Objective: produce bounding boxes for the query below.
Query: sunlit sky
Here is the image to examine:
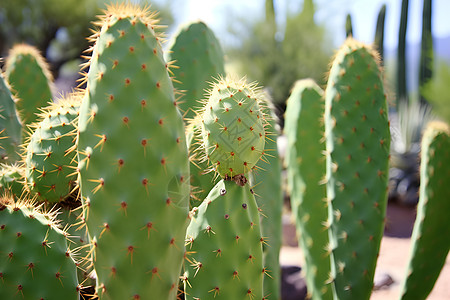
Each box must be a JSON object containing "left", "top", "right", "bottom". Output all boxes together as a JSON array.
[{"left": 151, "top": 0, "right": 450, "bottom": 50}]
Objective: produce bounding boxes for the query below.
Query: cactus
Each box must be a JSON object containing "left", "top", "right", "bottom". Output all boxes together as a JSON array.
[
  {"left": 0, "top": 163, "right": 25, "bottom": 199},
  {"left": 374, "top": 4, "right": 386, "bottom": 65},
  {"left": 0, "top": 197, "right": 80, "bottom": 299},
  {"left": 345, "top": 14, "right": 353, "bottom": 38},
  {"left": 168, "top": 21, "right": 226, "bottom": 121},
  {"left": 397, "top": 0, "right": 409, "bottom": 105},
  {"left": 186, "top": 115, "right": 218, "bottom": 208},
  {"left": 4, "top": 44, "right": 53, "bottom": 133},
  {"left": 199, "top": 76, "right": 267, "bottom": 179},
  {"left": 251, "top": 97, "right": 283, "bottom": 300},
  {"left": 0, "top": 73, "right": 22, "bottom": 163},
  {"left": 324, "top": 38, "right": 390, "bottom": 300},
  {"left": 24, "top": 94, "right": 80, "bottom": 203},
  {"left": 184, "top": 179, "right": 265, "bottom": 300},
  {"left": 284, "top": 79, "right": 333, "bottom": 300},
  {"left": 399, "top": 121, "right": 450, "bottom": 300},
  {"left": 77, "top": 3, "right": 190, "bottom": 299},
  {"left": 419, "top": 0, "right": 433, "bottom": 104}
]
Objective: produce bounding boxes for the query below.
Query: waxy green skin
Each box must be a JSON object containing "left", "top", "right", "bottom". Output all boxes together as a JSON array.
[
  {"left": 168, "top": 21, "right": 226, "bottom": 121},
  {"left": 5, "top": 46, "right": 53, "bottom": 131},
  {"left": 399, "top": 122, "right": 450, "bottom": 300},
  {"left": 0, "top": 202, "right": 79, "bottom": 300},
  {"left": 284, "top": 79, "right": 333, "bottom": 300},
  {"left": 201, "top": 83, "right": 265, "bottom": 178},
  {"left": 25, "top": 100, "right": 79, "bottom": 203},
  {"left": 324, "top": 38, "right": 390, "bottom": 300},
  {"left": 0, "top": 73, "right": 22, "bottom": 163},
  {"left": 184, "top": 179, "right": 264, "bottom": 300},
  {"left": 252, "top": 103, "right": 283, "bottom": 300},
  {"left": 77, "top": 13, "right": 189, "bottom": 300}
]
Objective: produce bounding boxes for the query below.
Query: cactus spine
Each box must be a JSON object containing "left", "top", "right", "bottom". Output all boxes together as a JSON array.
[
  {"left": 324, "top": 38, "right": 390, "bottom": 300},
  {"left": 0, "top": 198, "right": 80, "bottom": 299},
  {"left": 0, "top": 73, "right": 22, "bottom": 163},
  {"left": 4, "top": 44, "right": 53, "bottom": 134},
  {"left": 284, "top": 79, "right": 332, "bottom": 300},
  {"left": 399, "top": 121, "right": 450, "bottom": 300},
  {"left": 0, "top": 163, "right": 25, "bottom": 199},
  {"left": 77, "top": 4, "right": 189, "bottom": 299}
]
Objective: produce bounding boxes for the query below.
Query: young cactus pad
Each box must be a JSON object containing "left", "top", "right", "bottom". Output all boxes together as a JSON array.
[
  {"left": 284, "top": 79, "right": 332, "bottom": 300},
  {"left": 77, "top": 4, "right": 190, "bottom": 299},
  {"left": 0, "top": 198, "right": 79, "bottom": 300},
  {"left": 200, "top": 77, "right": 267, "bottom": 179},
  {"left": 24, "top": 94, "right": 80, "bottom": 203},
  {"left": 184, "top": 179, "right": 264, "bottom": 300},
  {"left": 0, "top": 73, "right": 22, "bottom": 163},
  {"left": 324, "top": 38, "right": 390, "bottom": 300},
  {"left": 168, "top": 21, "right": 226, "bottom": 121},
  {"left": 4, "top": 44, "right": 53, "bottom": 130},
  {"left": 399, "top": 121, "right": 450, "bottom": 300}
]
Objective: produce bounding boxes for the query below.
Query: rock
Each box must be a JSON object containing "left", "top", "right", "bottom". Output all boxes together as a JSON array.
[
  {"left": 373, "top": 271, "right": 394, "bottom": 290},
  {"left": 281, "top": 265, "right": 307, "bottom": 300}
]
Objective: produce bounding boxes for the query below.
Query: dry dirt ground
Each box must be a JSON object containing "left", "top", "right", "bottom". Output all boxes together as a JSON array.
[{"left": 281, "top": 202, "right": 450, "bottom": 299}]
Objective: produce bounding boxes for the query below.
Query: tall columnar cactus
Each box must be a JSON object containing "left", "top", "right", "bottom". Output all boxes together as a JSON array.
[
  {"left": 77, "top": 4, "right": 190, "bottom": 299},
  {"left": 24, "top": 94, "right": 80, "bottom": 203},
  {"left": 0, "top": 73, "right": 22, "bottom": 163},
  {"left": 324, "top": 38, "right": 390, "bottom": 300},
  {"left": 374, "top": 4, "right": 386, "bottom": 65},
  {"left": 4, "top": 44, "right": 53, "bottom": 132},
  {"left": 0, "top": 197, "right": 80, "bottom": 299},
  {"left": 419, "top": 0, "right": 433, "bottom": 104},
  {"left": 345, "top": 14, "right": 353, "bottom": 38},
  {"left": 284, "top": 79, "right": 332, "bottom": 300},
  {"left": 399, "top": 121, "right": 450, "bottom": 300},
  {"left": 251, "top": 97, "right": 283, "bottom": 300},
  {"left": 184, "top": 179, "right": 265, "bottom": 300},
  {"left": 0, "top": 163, "right": 25, "bottom": 199},
  {"left": 184, "top": 77, "right": 267, "bottom": 299},
  {"left": 397, "top": 0, "right": 409, "bottom": 105},
  {"left": 168, "top": 21, "right": 226, "bottom": 121}
]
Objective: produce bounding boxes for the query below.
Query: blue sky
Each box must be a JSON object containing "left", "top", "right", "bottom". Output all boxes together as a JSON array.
[{"left": 152, "top": 0, "right": 450, "bottom": 50}]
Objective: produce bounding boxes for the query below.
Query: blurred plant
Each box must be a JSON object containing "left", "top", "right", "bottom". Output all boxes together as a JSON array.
[
  {"left": 419, "top": 0, "right": 433, "bottom": 105},
  {"left": 226, "top": 0, "right": 331, "bottom": 116},
  {"left": 345, "top": 13, "right": 353, "bottom": 37},
  {"left": 422, "top": 62, "right": 450, "bottom": 125}
]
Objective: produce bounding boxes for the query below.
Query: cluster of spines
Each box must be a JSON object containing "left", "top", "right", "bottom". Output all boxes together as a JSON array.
[
  {"left": 23, "top": 94, "right": 80, "bottom": 203},
  {"left": 324, "top": 38, "right": 390, "bottom": 300},
  {"left": 0, "top": 163, "right": 25, "bottom": 199}
]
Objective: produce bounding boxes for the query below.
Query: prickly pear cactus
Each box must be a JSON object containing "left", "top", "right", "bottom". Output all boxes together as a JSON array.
[
  {"left": 77, "top": 4, "right": 190, "bottom": 299},
  {"left": 0, "top": 163, "right": 25, "bottom": 199},
  {"left": 184, "top": 179, "right": 264, "bottom": 300},
  {"left": 4, "top": 44, "right": 53, "bottom": 130},
  {"left": 0, "top": 197, "right": 80, "bottom": 299},
  {"left": 251, "top": 97, "right": 283, "bottom": 300},
  {"left": 168, "top": 21, "right": 226, "bottom": 121},
  {"left": 324, "top": 38, "right": 390, "bottom": 300},
  {"left": 0, "top": 73, "right": 22, "bottom": 163},
  {"left": 187, "top": 116, "right": 218, "bottom": 207},
  {"left": 24, "top": 94, "right": 80, "bottom": 203},
  {"left": 399, "top": 121, "right": 450, "bottom": 300},
  {"left": 284, "top": 79, "right": 333, "bottom": 300},
  {"left": 200, "top": 77, "right": 267, "bottom": 178}
]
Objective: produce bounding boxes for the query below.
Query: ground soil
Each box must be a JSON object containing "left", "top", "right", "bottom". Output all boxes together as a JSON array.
[{"left": 281, "top": 202, "right": 450, "bottom": 300}]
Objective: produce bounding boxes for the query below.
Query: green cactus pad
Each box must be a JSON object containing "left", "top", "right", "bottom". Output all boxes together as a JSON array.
[
  {"left": 324, "top": 38, "right": 390, "bottom": 300},
  {"left": 284, "top": 79, "right": 333, "bottom": 300},
  {"left": 168, "top": 21, "right": 226, "bottom": 121},
  {"left": 200, "top": 77, "right": 267, "bottom": 179},
  {"left": 5, "top": 44, "right": 53, "bottom": 130},
  {"left": 251, "top": 98, "right": 283, "bottom": 300},
  {"left": 24, "top": 94, "right": 80, "bottom": 202},
  {"left": 399, "top": 121, "right": 450, "bottom": 300},
  {"left": 0, "top": 198, "right": 80, "bottom": 299},
  {"left": 0, "top": 163, "right": 25, "bottom": 199},
  {"left": 0, "top": 73, "right": 22, "bottom": 163},
  {"left": 184, "top": 179, "right": 264, "bottom": 300},
  {"left": 77, "top": 4, "right": 190, "bottom": 299}
]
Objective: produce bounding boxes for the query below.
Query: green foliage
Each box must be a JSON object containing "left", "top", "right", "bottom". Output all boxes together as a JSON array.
[
  {"left": 227, "top": 0, "right": 331, "bottom": 105},
  {"left": 422, "top": 62, "right": 450, "bottom": 125},
  {"left": 345, "top": 14, "right": 353, "bottom": 38}
]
